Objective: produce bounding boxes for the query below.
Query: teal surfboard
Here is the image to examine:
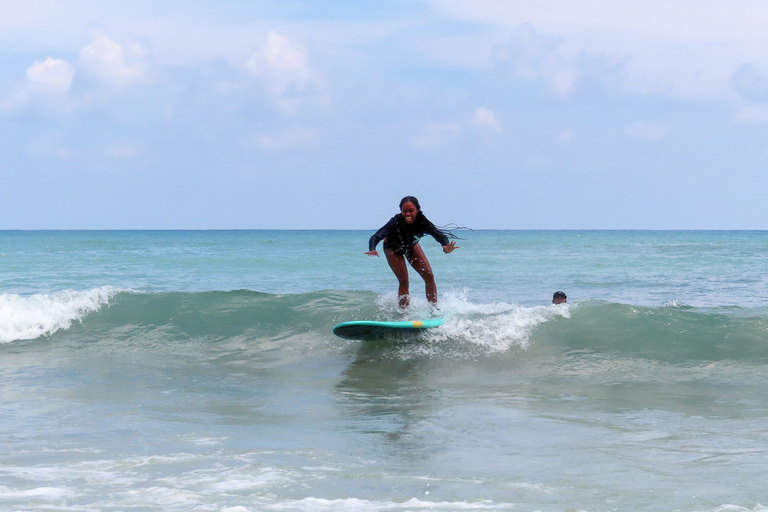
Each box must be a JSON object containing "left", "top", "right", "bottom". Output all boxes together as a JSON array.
[{"left": 332, "top": 318, "right": 445, "bottom": 341}]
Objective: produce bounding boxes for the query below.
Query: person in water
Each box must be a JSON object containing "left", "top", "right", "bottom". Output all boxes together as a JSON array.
[
  {"left": 366, "top": 196, "right": 459, "bottom": 309},
  {"left": 552, "top": 291, "right": 567, "bottom": 304}
]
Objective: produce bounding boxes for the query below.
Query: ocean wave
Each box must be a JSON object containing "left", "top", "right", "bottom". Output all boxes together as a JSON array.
[
  {"left": 4, "top": 289, "right": 768, "bottom": 363},
  {"left": 0, "top": 288, "right": 382, "bottom": 345},
  {"left": 532, "top": 300, "right": 768, "bottom": 363},
  {"left": 0, "top": 286, "right": 121, "bottom": 343}
]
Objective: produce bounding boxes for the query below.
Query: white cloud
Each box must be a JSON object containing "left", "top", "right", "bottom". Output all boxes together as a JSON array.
[
  {"left": 26, "top": 57, "right": 74, "bottom": 93},
  {"left": 625, "top": 120, "right": 669, "bottom": 141},
  {"left": 430, "top": 0, "right": 768, "bottom": 53},
  {"left": 3, "top": 33, "right": 151, "bottom": 115},
  {"left": 471, "top": 107, "right": 501, "bottom": 131},
  {"left": 434, "top": 0, "right": 768, "bottom": 102},
  {"left": 1, "top": 57, "right": 73, "bottom": 113},
  {"left": 79, "top": 33, "right": 148, "bottom": 87},
  {"left": 491, "top": 24, "right": 586, "bottom": 98},
  {"left": 245, "top": 30, "right": 323, "bottom": 106}
]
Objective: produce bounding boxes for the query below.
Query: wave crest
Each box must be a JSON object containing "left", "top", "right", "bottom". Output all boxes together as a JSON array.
[{"left": 0, "top": 286, "right": 120, "bottom": 343}]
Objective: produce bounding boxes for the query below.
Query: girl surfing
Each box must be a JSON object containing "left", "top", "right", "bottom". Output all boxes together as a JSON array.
[{"left": 366, "top": 196, "right": 459, "bottom": 309}]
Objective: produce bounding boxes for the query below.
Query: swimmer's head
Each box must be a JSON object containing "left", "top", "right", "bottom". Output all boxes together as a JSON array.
[{"left": 552, "top": 291, "right": 567, "bottom": 304}]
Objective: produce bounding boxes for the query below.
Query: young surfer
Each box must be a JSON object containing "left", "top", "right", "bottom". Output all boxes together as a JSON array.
[{"left": 365, "top": 196, "right": 459, "bottom": 309}]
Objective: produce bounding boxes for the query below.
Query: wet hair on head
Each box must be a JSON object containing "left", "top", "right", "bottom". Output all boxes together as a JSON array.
[
  {"left": 399, "top": 196, "right": 421, "bottom": 211},
  {"left": 396, "top": 195, "right": 469, "bottom": 241}
]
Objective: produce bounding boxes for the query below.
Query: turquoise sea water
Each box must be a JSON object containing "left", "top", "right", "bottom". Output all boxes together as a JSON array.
[{"left": 2, "top": 230, "right": 768, "bottom": 511}]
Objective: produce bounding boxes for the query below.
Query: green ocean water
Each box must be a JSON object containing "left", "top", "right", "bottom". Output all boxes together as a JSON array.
[{"left": 2, "top": 230, "right": 768, "bottom": 511}]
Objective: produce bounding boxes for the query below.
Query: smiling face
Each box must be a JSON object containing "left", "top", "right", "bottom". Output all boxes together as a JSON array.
[{"left": 400, "top": 201, "right": 419, "bottom": 224}]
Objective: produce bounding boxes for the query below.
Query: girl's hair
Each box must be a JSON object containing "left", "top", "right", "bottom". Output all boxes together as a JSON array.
[
  {"left": 398, "top": 195, "right": 469, "bottom": 240},
  {"left": 399, "top": 196, "right": 421, "bottom": 211}
]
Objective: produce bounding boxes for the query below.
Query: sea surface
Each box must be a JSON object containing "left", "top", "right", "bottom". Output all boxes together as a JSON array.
[{"left": 1, "top": 230, "right": 768, "bottom": 511}]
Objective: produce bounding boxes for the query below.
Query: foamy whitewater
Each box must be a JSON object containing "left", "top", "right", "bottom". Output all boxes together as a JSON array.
[{"left": 2, "top": 230, "right": 768, "bottom": 511}]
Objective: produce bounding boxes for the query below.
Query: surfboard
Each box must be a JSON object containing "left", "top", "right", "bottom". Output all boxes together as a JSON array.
[{"left": 332, "top": 318, "right": 445, "bottom": 341}]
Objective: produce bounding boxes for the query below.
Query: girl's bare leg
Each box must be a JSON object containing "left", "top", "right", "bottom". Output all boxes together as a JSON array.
[
  {"left": 407, "top": 244, "right": 437, "bottom": 305},
  {"left": 384, "top": 248, "right": 410, "bottom": 308}
]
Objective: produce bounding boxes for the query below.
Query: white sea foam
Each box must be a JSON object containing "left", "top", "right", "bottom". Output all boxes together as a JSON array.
[
  {"left": 427, "top": 290, "right": 570, "bottom": 353},
  {"left": 264, "top": 497, "right": 516, "bottom": 510},
  {"left": 373, "top": 289, "right": 570, "bottom": 356},
  {"left": 0, "top": 286, "right": 120, "bottom": 343},
  {"left": 0, "top": 486, "right": 77, "bottom": 500},
  {"left": 714, "top": 506, "right": 768, "bottom": 512}
]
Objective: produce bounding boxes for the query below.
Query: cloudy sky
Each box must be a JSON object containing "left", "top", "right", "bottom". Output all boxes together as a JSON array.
[{"left": 2, "top": 0, "right": 767, "bottom": 229}]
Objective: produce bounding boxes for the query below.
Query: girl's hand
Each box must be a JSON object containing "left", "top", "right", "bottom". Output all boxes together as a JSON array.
[
  {"left": 365, "top": 250, "right": 380, "bottom": 257},
  {"left": 443, "top": 241, "right": 459, "bottom": 254}
]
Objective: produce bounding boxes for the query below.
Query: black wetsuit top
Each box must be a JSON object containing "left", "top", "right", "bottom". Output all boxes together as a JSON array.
[{"left": 368, "top": 213, "right": 450, "bottom": 255}]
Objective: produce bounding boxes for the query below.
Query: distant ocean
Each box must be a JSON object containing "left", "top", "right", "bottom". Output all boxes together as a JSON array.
[{"left": 2, "top": 230, "right": 768, "bottom": 511}]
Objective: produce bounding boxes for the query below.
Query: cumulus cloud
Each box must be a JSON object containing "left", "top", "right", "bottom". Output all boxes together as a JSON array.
[
  {"left": 492, "top": 24, "right": 584, "bottom": 98},
  {"left": 434, "top": 1, "right": 768, "bottom": 102},
  {"left": 1, "top": 57, "right": 74, "bottom": 113},
  {"left": 3, "top": 33, "right": 151, "bottom": 114},
  {"left": 245, "top": 30, "right": 323, "bottom": 111},
  {"left": 493, "top": 25, "right": 562, "bottom": 76},
  {"left": 471, "top": 107, "right": 501, "bottom": 131},
  {"left": 79, "top": 33, "right": 149, "bottom": 87},
  {"left": 26, "top": 57, "right": 74, "bottom": 93}
]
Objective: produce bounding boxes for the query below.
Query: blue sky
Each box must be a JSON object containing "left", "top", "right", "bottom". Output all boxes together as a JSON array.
[{"left": 2, "top": 0, "right": 768, "bottom": 229}]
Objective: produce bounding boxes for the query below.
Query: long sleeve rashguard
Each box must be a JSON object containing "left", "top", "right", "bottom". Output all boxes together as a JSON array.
[{"left": 368, "top": 213, "right": 450, "bottom": 254}]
